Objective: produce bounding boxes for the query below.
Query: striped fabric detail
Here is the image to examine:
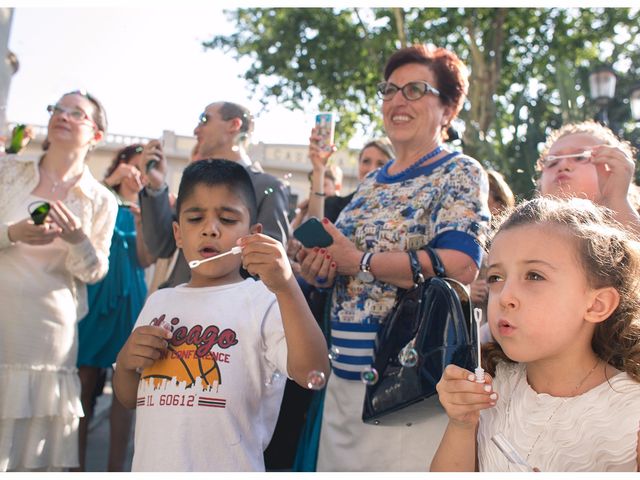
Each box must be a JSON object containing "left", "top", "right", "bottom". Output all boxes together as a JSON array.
[
  {"left": 330, "top": 321, "right": 379, "bottom": 380},
  {"left": 198, "top": 396, "right": 226, "bottom": 408}
]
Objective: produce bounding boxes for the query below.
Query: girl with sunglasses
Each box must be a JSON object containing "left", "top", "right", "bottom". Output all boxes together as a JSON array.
[{"left": 0, "top": 91, "right": 117, "bottom": 471}]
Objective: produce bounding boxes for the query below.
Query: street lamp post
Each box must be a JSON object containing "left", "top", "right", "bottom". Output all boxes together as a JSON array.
[{"left": 589, "top": 66, "right": 617, "bottom": 126}]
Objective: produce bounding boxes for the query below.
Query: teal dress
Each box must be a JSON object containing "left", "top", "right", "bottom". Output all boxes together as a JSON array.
[{"left": 77, "top": 205, "right": 147, "bottom": 368}]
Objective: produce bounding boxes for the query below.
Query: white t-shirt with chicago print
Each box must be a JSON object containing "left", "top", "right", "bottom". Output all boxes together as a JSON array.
[{"left": 130, "top": 278, "right": 288, "bottom": 471}]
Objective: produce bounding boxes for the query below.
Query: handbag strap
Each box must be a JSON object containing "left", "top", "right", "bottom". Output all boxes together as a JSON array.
[
  {"left": 407, "top": 250, "right": 425, "bottom": 287},
  {"left": 423, "top": 246, "right": 446, "bottom": 278}
]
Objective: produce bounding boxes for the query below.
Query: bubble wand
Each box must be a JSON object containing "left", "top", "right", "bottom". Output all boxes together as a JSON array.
[
  {"left": 473, "top": 308, "right": 485, "bottom": 383},
  {"left": 491, "top": 433, "right": 536, "bottom": 472},
  {"left": 188, "top": 246, "right": 242, "bottom": 269}
]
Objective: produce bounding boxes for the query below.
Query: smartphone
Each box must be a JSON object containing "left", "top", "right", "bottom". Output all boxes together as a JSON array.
[
  {"left": 6, "top": 124, "right": 26, "bottom": 154},
  {"left": 145, "top": 138, "right": 163, "bottom": 173},
  {"left": 293, "top": 217, "right": 333, "bottom": 248},
  {"left": 28, "top": 201, "right": 51, "bottom": 225},
  {"left": 145, "top": 159, "right": 159, "bottom": 173},
  {"left": 315, "top": 112, "right": 335, "bottom": 152}
]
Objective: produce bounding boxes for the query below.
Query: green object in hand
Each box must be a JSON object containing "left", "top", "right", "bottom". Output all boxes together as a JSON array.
[
  {"left": 6, "top": 124, "right": 26, "bottom": 154},
  {"left": 28, "top": 201, "right": 50, "bottom": 225}
]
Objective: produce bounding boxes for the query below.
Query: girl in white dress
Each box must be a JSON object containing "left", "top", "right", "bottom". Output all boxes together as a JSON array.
[
  {"left": 0, "top": 91, "right": 117, "bottom": 471},
  {"left": 431, "top": 197, "right": 640, "bottom": 472}
]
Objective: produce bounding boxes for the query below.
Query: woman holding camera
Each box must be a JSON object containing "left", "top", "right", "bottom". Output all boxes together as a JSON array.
[
  {"left": 297, "top": 45, "right": 489, "bottom": 471},
  {"left": 0, "top": 91, "right": 117, "bottom": 471}
]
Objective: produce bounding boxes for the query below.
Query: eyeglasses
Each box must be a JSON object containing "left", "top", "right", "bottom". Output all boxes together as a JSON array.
[
  {"left": 377, "top": 81, "right": 441, "bottom": 102},
  {"left": 198, "top": 112, "right": 209, "bottom": 125},
  {"left": 47, "top": 104, "right": 96, "bottom": 127},
  {"left": 539, "top": 151, "right": 592, "bottom": 169}
]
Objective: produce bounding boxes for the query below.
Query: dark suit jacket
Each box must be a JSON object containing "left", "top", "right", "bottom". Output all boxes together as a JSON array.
[{"left": 140, "top": 162, "right": 290, "bottom": 288}]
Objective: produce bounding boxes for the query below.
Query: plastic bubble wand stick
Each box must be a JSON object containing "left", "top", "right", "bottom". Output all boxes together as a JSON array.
[
  {"left": 491, "top": 433, "right": 536, "bottom": 472},
  {"left": 473, "top": 308, "right": 485, "bottom": 383},
  {"left": 188, "top": 246, "right": 242, "bottom": 269}
]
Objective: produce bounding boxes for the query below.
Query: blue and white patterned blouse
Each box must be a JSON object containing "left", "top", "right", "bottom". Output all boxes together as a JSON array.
[{"left": 329, "top": 152, "right": 490, "bottom": 380}]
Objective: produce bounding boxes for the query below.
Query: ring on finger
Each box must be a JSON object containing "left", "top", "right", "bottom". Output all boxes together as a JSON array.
[{"left": 315, "top": 276, "right": 328, "bottom": 284}]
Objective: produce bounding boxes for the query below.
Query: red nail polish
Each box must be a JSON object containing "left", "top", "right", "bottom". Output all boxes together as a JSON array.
[
  {"left": 322, "top": 218, "right": 329, "bottom": 224},
  {"left": 313, "top": 247, "right": 319, "bottom": 253},
  {"left": 326, "top": 254, "right": 331, "bottom": 260},
  {"left": 331, "top": 262, "right": 336, "bottom": 268},
  {"left": 319, "top": 248, "right": 326, "bottom": 254}
]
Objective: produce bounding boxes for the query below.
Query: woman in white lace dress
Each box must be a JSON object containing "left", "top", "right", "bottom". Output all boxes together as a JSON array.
[{"left": 0, "top": 91, "right": 117, "bottom": 471}]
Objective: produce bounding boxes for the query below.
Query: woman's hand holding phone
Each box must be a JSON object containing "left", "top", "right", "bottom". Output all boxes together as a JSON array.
[
  {"left": 298, "top": 245, "right": 337, "bottom": 288},
  {"left": 8, "top": 216, "right": 61, "bottom": 245},
  {"left": 295, "top": 217, "right": 365, "bottom": 286},
  {"left": 308, "top": 126, "right": 335, "bottom": 171},
  {"left": 142, "top": 139, "right": 166, "bottom": 190}
]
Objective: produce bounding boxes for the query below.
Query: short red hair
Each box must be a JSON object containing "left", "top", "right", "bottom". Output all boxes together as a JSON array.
[{"left": 384, "top": 44, "right": 469, "bottom": 133}]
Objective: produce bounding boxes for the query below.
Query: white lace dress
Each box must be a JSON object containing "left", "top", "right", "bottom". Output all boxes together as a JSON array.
[
  {"left": 0, "top": 154, "right": 117, "bottom": 471},
  {"left": 478, "top": 362, "right": 640, "bottom": 472}
]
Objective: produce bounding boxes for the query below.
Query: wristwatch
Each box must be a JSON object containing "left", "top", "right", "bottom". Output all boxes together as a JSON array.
[{"left": 357, "top": 252, "right": 375, "bottom": 283}]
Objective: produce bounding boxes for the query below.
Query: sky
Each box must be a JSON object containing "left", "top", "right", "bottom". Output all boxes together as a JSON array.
[
  {"left": 4, "top": 6, "right": 319, "bottom": 146},
  {"left": 4, "top": 2, "right": 633, "bottom": 149}
]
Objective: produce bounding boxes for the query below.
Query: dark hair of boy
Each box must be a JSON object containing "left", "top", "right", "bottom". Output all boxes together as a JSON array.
[{"left": 175, "top": 158, "right": 258, "bottom": 224}]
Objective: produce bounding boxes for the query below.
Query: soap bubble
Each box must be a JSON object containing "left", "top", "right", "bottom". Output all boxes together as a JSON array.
[
  {"left": 328, "top": 345, "right": 340, "bottom": 361},
  {"left": 360, "top": 367, "right": 379, "bottom": 385},
  {"left": 306, "top": 370, "right": 326, "bottom": 390},
  {"left": 398, "top": 346, "right": 418, "bottom": 367},
  {"left": 265, "top": 371, "right": 283, "bottom": 387}
]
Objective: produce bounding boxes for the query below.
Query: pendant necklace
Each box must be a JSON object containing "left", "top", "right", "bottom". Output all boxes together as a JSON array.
[
  {"left": 505, "top": 358, "right": 601, "bottom": 464},
  {"left": 40, "top": 166, "right": 82, "bottom": 194}
]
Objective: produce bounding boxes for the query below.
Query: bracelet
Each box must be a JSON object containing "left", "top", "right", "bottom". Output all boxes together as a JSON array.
[{"left": 313, "top": 191, "right": 326, "bottom": 197}]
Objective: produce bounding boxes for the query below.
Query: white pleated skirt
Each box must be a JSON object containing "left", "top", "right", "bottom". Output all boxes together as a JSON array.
[{"left": 317, "top": 374, "right": 449, "bottom": 471}]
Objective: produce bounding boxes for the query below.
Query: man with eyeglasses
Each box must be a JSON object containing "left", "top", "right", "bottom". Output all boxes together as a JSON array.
[{"left": 138, "top": 101, "right": 290, "bottom": 289}]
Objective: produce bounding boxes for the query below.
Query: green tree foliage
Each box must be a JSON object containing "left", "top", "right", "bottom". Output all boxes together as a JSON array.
[{"left": 205, "top": 8, "right": 640, "bottom": 197}]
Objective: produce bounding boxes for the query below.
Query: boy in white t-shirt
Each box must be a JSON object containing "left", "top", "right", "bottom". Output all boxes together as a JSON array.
[{"left": 113, "top": 159, "right": 329, "bottom": 471}]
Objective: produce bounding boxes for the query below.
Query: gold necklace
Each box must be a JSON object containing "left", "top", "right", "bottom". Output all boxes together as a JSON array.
[{"left": 505, "top": 358, "right": 601, "bottom": 463}]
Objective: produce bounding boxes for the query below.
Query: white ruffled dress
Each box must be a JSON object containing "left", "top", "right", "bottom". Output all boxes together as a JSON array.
[
  {"left": 0, "top": 197, "right": 83, "bottom": 471},
  {"left": 0, "top": 154, "right": 117, "bottom": 471},
  {"left": 478, "top": 362, "right": 640, "bottom": 472}
]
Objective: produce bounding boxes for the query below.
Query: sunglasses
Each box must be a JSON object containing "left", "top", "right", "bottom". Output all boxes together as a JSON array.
[
  {"left": 539, "top": 151, "right": 592, "bottom": 169},
  {"left": 28, "top": 201, "right": 51, "bottom": 225},
  {"left": 198, "top": 112, "right": 209, "bottom": 125},
  {"left": 377, "top": 81, "right": 441, "bottom": 102}
]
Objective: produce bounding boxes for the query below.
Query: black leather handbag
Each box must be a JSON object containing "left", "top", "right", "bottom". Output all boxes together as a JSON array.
[{"left": 362, "top": 247, "right": 477, "bottom": 424}]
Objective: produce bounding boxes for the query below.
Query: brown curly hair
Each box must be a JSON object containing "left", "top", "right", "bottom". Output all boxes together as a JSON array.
[{"left": 482, "top": 197, "right": 640, "bottom": 383}]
